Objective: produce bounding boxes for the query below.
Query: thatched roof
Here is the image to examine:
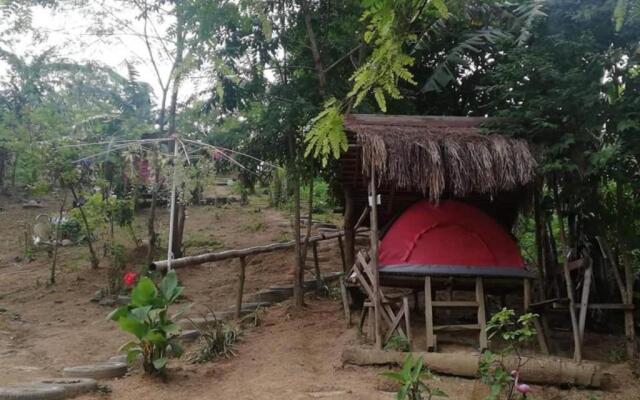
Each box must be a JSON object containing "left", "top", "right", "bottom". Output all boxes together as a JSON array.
[{"left": 342, "top": 114, "right": 537, "bottom": 202}]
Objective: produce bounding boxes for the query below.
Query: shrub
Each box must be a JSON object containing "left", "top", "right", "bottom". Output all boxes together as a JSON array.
[
  {"left": 108, "top": 270, "right": 186, "bottom": 376},
  {"left": 381, "top": 354, "right": 447, "bottom": 400},
  {"left": 384, "top": 334, "right": 411, "bottom": 352},
  {"left": 58, "top": 217, "right": 82, "bottom": 242},
  {"left": 478, "top": 308, "right": 538, "bottom": 400},
  {"left": 188, "top": 313, "right": 240, "bottom": 363}
]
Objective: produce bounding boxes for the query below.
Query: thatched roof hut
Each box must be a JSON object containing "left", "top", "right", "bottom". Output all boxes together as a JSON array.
[
  {"left": 340, "top": 114, "right": 537, "bottom": 232},
  {"left": 342, "top": 114, "right": 536, "bottom": 200}
]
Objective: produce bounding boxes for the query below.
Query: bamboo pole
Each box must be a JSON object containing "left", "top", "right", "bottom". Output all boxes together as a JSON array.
[
  {"left": 369, "top": 158, "right": 382, "bottom": 349},
  {"left": 235, "top": 256, "right": 247, "bottom": 319},
  {"left": 167, "top": 136, "right": 179, "bottom": 271},
  {"left": 150, "top": 229, "right": 366, "bottom": 271}
]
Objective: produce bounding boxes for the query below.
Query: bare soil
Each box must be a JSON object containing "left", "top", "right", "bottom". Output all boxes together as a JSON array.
[{"left": 0, "top": 190, "right": 638, "bottom": 400}]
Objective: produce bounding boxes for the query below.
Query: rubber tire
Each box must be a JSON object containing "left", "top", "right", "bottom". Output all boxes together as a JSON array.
[
  {"left": 0, "top": 384, "right": 66, "bottom": 400},
  {"left": 34, "top": 378, "right": 97, "bottom": 397},
  {"left": 62, "top": 362, "right": 127, "bottom": 379}
]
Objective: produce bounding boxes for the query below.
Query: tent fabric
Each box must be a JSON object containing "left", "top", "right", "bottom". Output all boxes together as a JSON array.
[{"left": 379, "top": 200, "right": 525, "bottom": 269}]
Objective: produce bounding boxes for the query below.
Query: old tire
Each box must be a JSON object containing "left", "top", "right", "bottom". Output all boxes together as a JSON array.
[
  {"left": 62, "top": 362, "right": 127, "bottom": 379},
  {"left": 0, "top": 384, "right": 66, "bottom": 400},
  {"left": 34, "top": 378, "right": 97, "bottom": 397}
]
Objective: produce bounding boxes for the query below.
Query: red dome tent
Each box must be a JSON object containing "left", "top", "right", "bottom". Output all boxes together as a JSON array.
[
  {"left": 378, "top": 200, "right": 531, "bottom": 278},
  {"left": 340, "top": 114, "right": 542, "bottom": 353}
]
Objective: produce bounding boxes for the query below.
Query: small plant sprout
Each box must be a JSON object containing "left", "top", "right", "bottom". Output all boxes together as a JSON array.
[
  {"left": 108, "top": 270, "right": 187, "bottom": 376},
  {"left": 381, "top": 354, "right": 447, "bottom": 400},
  {"left": 478, "top": 308, "right": 538, "bottom": 400}
]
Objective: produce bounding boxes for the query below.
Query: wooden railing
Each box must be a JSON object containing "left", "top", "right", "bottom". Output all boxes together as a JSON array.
[{"left": 150, "top": 228, "right": 368, "bottom": 318}]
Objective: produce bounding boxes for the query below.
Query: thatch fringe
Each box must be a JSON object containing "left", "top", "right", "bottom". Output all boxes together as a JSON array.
[{"left": 350, "top": 124, "right": 536, "bottom": 201}]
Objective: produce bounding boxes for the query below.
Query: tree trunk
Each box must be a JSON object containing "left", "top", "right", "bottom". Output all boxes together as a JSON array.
[
  {"left": 290, "top": 134, "right": 305, "bottom": 308},
  {"left": 167, "top": 9, "right": 186, "bottom": 258},
  {"left": 168, "top": 4, "right": 185, "bottom": 134},
  {"left": 146, "top": 146, "right": 160, "bottom": 265},
  {"left": 552, "top": 180, "right": 582, "bottom": 362},
  {"left": 301, "top": 0, "right": 326, "bottom": 96},
  {"left": 533, "top": 179, "right": 547, "bottom": 299},
  {"left": 69, "top": 186, "right": 99, "bottom": 269},
  {"left": 50, "top": 192, "right": 67, "bottom": 285},
  {"left": 171, "top": 200, "right": 186, "bottom": 259},
  {"left": 615, "top": 180, "right": 637, "bottom": 358},
  {"left": 0, "top": 147, "right": 6, "bottom": 190},
  {"left": 10, "top": 152, "right": 18, "bottom": 189}
]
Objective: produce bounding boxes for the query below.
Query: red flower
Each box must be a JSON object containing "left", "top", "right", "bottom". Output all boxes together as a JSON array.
[{"left": 123, "top": 272, "right": 138, "bottom": 287}]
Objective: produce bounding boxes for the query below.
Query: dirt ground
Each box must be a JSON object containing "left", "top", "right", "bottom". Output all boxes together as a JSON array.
[{"left": 1, "top": 189, "right": 639, "bottom": 400}]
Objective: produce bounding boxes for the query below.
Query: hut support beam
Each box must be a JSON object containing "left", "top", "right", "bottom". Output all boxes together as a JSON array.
[{"left": 369, "top": 159, "right": 382, "bottom": 349}]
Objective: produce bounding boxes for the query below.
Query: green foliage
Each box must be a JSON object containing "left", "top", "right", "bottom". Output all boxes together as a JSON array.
[
  {"left": 478, "top": 309, "right": 538, "bottom": 400},
  {"left": 268, "top": 167, "right": 288, "bottom": 208},
  {"left": 59, "top": 217, "right": 82, "bottom": 242},
  {"left": 381, "top": 354, "right": 447, "bottom": 400},
  {"left": 304, "top": 98, "right": 348, "bottom": 167},
  {"left": 69, "top": 193, "right": 104, "bottom": 238},
  {"left": 108, "top": 271, "right": 186, "bottom": 375},
  {"left": 188, "top": 313, "right": 240, "bottom": 363},
  {"left": 384, "top": 334, "right": 411, "bottom": 352}
]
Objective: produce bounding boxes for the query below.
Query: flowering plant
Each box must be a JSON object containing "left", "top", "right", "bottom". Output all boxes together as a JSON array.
[
  {"left": 123, "top": 271, "right": 138, "bottom": 287},
  {"left": 108, "top": 270, "right": 187, "bottom": 375},
  {"left": 478, "top": 308, "right": 538, "bottom": 400}
]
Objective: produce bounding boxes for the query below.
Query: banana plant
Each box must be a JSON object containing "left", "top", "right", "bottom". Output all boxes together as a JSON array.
[{"left": 108, "top": 270, "right": 187, "bottom": 375}]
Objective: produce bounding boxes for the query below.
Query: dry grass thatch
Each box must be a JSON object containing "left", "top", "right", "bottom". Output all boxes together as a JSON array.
[{"left": 345, "top": 115, "right": 537, "bottom": 201}]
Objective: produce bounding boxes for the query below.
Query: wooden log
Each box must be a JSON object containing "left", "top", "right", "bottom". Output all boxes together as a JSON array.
[
  {"left": 235, "top": 256, "right": 247, "bottom": 319},
  {"left": 341, "top": 346, "right": 607, "bottom": 388},
  {"left": 150, "top": 230, "right": 368, "bottom": 271}
]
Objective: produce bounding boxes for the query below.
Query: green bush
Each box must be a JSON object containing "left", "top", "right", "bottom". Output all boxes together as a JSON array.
[
  {"left": 59, "top": 217, "right": 82, "bottom": 242},
  {"left": 108, "top": 271, "right": 186, "bottom": 375},
  {"left": 381, "top": 354, "right": 447, "bottom": 400}
]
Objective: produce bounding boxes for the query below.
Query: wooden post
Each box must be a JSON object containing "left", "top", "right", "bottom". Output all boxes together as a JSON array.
[
  {"left": 425, "top": 277, "right": 435, "bottom": 351},
  {"left": 235, "top": 256, "right": 247, "bottom": 319},
  {"left": 369, "top": 159, "right": 383, "bottom": 349},
  {"left": 476, "top": 277, "right": 488, "bottom": 351},
  {"left": 312, "top": 241, "right": 322, "bottom": 293},
  {"left": 578, "top": 264, "right": 593, "bottom": 344},
  {"left": 338, "top": 236, "right": 347, "bottom": 273},
  {"left": 525, "top": 278, "right": 550, "bottom": 354},
  {"left": 340, "top": 278, "right": 351, "bottom": 327},
  {"left": 403, "top": 296, "right": 412, "bottom": 351},
  {"left": 343, "top": 186, "right": 356, "bottom": 270}
]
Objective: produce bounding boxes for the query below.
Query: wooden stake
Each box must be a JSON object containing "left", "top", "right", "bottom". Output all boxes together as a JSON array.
[
  {"left": 338, "top": 236, "right": 347, "bottom": 273},
  {"left": 235, "top": 256, "right": 247, "bottom": 319},
  {"left": 476, "top": 277, "right": 488, "bottom": 351},
  {"left": 369, "top": 159, "right": 382, "bottom": 349},
  {"left": 425, "top": 277, "right": 435, "bottom": 351},
  {"left": 525, "top": 278, "right": 550, "bottom": 355},
  {"left": 312, "top": 241, "right": 322, "bottom": 293}
]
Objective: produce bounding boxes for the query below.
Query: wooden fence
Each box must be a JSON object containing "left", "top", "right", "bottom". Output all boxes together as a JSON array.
[{"left": 150, "top": 229, "right": 366, "bottom": 318}]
